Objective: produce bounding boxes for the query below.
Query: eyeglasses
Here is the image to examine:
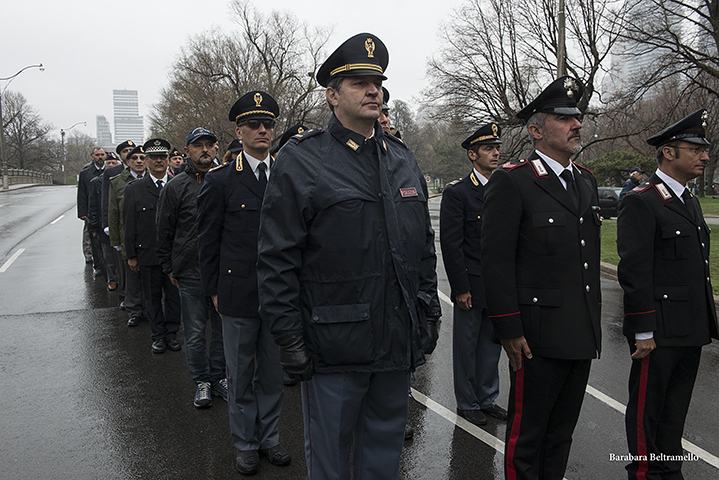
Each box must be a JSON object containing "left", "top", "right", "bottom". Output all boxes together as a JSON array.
[
  {"left": 242, "top": 119, "right": 276, "bottom": 130},
  {"left": 674, "top": 146, "right": 708, "bottom": 155}
]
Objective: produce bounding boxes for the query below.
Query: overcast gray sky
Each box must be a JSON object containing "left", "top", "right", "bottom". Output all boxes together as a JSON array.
[{"left": 2, "top": 0, "right": 463, "bottom": 142}]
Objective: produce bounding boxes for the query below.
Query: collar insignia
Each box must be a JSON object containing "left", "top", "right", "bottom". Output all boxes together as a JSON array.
[
  {"left": 470, "top": 171, "right": 479, "bottom": 186},
  {"left": 531, "top": 159, "right": 548, "bottom": 176},
  {"left": 656, "top": 183, "right": 672, "bottom": 201},
  {"left": 235, "top": 155, "right": 244, "bottom": 172},
  {"left": 346, "top": 139, "right": 360, "bottom": 151}
]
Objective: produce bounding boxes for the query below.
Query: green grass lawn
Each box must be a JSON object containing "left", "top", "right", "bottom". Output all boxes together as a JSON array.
[
  {"left": 698, "top": 196, "right": 719, "bottom": 215},
  {"left": 602, "top": 218, "right": 719, "bottom": 294}
]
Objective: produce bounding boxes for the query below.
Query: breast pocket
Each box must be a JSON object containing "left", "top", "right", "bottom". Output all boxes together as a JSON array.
[
  {"left": 660, "top": 223, "right": 692, "bottom": 260},
  {"left": 226, "top": 198, "right": 260, "bottom": 231},
  {"left": 467, "top": 210, "right": 482, "bottom": 237},
  {"left": 531, "top": 211, "right": 567, "bottom": 255}
]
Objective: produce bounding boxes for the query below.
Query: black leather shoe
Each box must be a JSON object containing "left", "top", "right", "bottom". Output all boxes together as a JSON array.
[
  {"left": 260, "top": 444, "right": 291, "bottom": 466},
  {"left": 235, "top": 450, "right": 259, "bottom": 475},
  {"left": 457, "top": 408, "right": 487, "bottom": 426},
  {"left": 404, "top": 425, "right": 415, "bottom": 440},
  {"left": 481, "top": 404, "right": 508, "bottom": 421},
  {"left": 127, "top": 316, "right": 142, "bottom": 327},
  {"left": 166, "top": 338, "right": 181, "bottom": 351},
  {"left": 119, "top": 302, "right": 126, "bottom": 311},
  {"left": 152, "top": 339, "right": 166, "bottom": 354}
]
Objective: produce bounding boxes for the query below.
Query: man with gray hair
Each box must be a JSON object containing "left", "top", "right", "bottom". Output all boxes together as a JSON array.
[{"left": 481, "top": 76, "right": 602, "bottom": 479}]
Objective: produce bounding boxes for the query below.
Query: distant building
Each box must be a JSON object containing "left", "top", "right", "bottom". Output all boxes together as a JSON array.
[
  {"left": 96, "top": 115, "right": 113, "bottom": 149},
  {"left": 113, "top": 89, "right": 144, "bottom": 145}
]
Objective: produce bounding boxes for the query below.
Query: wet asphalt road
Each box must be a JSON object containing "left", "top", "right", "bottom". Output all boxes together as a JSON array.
[{"left": 1, "top": 185, "right": 718, "bottom": 479}]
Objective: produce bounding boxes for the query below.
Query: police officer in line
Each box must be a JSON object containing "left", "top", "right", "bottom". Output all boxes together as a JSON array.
[
  {"left": 77, "top": 147, "right": 106, "bottom": 270},
  {"left": 257, "top": 33, "right": 441, "bottom": 480},
  {"left": 168, "top": 147, "right": 185, "bottom": 177},
  {"left": 123, "top": 138, "right": 181, "bottom": 354},
  {"left": 481, "top": 76, "right": 602, "bottom": 479},
  {"left": 617, "top": 109, "right": 719, "bottom": 479},
  {"left": 379, "top": 87, "right": 391, "bottom": 133},
  {"left": 197, "top": 92, "right": 291, "bottom": 476},
  {"left": 108, "top": 144, "right": 147, "bottom": 327},
  {"left": 440, "top": 122, "right": 507, "bottom": 427},
  {"left": 102, "top": 140, "right": 137, "bottom": 307},
  {"left": 223, "top": 139, "right": 243, "bottom": 163}
]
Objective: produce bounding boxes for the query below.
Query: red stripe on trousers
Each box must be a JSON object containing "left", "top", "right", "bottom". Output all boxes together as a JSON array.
[
  {"left": 636, "top": 355, "right": 650, "bottom": 480},
  {"left": 506, "top": 358, "right": 525, "bottom": 480}
]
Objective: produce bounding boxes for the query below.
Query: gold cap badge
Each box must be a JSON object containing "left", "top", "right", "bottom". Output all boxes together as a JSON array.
[
  {"left": 365, "top": 38, "right": 375, "bottom": 58},
  {"left": 254, "top": 93, "right": 263, "bottom": 107}
]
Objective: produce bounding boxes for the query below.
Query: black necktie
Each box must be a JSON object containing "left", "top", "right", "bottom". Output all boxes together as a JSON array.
[
  {"left": 156, "top": 179, "right": 164, "bottom": 190},
  {"left": 560, "top": 169, "right": 578, "bottom": 210},
  {"left": 682, "top": 189, "right": 699, "bottom": 223},
  {"left": 258, "top": 162, "right": 267, "bottom": 191}
]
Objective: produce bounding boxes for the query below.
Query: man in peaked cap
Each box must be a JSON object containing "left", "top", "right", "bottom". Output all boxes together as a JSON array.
[
  {"left": 257, "top": 33, "right": 441, "bottom": 480},
  {"left": 379, "top": 87, "right": 391, "bottom": 132},
  {"left": 123, "top": 138, "right": 181, "bottom": 355},
  {"left": 617, "top": 109, "right": 718, "bottom": 479},
  {"left": 223, "top": 139, "right": 243, "bottom": 163},
  {"left": 481, "top": 76, "right": 602, "bottom": 479},
  {"left": 197, "top": 91, "right": 291, "bottom": 476},
  {"left": 168, "top": 147, "right": 185, "bottom": 177},
  {"left": 101, "top": 139, "right": 137, "bottom": 308},
  {"left": 440, "top": 122, "right": 507, "bottom": 429},
  {"left": 109, "top": 144, "right": 148, "bottom": 327},
  {"left": 156, "top": 127, "right": 227, "bottom": 410}
]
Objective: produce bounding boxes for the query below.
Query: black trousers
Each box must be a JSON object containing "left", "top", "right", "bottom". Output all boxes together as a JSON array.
[
  {"left": 625, "top": 345, "right": 700, "bottom": 480},
  {"left": 505, "top": 355, "right": 591, "bottom": 480},
  {"left": 140, "top": 264, "right": 181, "bottom": 341}
]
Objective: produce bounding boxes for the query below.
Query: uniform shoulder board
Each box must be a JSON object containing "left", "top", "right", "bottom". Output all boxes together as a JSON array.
[
  {"left": 500, "top": 159, "right": 528, "bottom": 171},
  {"left": 294, "top": 128, "right": 325, "bottom": 144},
  {"left": 385, "top": 132, "right": 408, "bottom": 149},
  {"left": 446, "top": 178, "right": 463, "bottom": 187},
  {"left": 208, "top": 161, "right": 229, "bottom": 173},
  {"left": 574, "top": 164, "right": 595, "bottom": 177},
  {"left": 632, "top": 182, "right": 652, "bottom": 194}
]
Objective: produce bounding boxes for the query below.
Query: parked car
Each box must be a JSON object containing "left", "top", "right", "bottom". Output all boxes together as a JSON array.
[{"left": 597, "top": 187, "right": 622, "bottom": 219}]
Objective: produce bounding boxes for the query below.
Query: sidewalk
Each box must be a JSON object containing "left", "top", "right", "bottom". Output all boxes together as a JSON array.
[{"left": 0, "top": 183, "right": 57, "bottom": 192}]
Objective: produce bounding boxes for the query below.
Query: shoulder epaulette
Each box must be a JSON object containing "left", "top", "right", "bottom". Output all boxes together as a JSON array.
[
  {"left": 293, "top": 128, "right": 325, "bottom": 144},
  {"left": 447, "top": 178, "right": 462, "bottom": 187},
  {"left": 208, "top": 161, "right": 230, "bottom": 173},
  {"left": 575, "top": 163, "right": 595, "bottom": 177},
  {"left": 633, "top": 182, "right": 652, "bottom": 194},
  {"left": 500, "top": 159, "right": 529, "bottom": 171},
  {"left": 385, "top": 132, "right": 408, "bottom": 149}
]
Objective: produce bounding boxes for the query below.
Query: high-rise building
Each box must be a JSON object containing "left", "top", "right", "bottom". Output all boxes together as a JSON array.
[
  {"left": 113, "top": 89, "right": 144, "bottom": 145},
  {"left": 96, "top": 115, "right": 113, "bottom": 148}
]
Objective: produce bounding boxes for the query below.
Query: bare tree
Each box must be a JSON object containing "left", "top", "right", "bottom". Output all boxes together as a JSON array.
[
  {"left": 149, "top": 0, "right": 331, "bottom": 150},
  {"left": 1, "top": 91, "right": 53, "bottom": 170}
]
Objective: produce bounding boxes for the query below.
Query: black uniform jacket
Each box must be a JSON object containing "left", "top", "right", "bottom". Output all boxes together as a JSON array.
[
  {"left": 257, "top": 115, "right": 441, "bottom": 374},
  {"left": 101, "top": 163, "right": 125, "bottom": 230},
  {"left": 87, "top": 175, "right": 103, "bottom": 234},
  {"left": 197, "top": 152, "right": 269, "bottom": 318},
  {"left": 77, "top": 163, "right": 103, "bottom": 218},
  {"left": 123, "top": 175, "right": 163, "bottom": 267},
  {"left": 617, "top": 173, "right": 719, "bottom": 346},
  {"left": 156, "top": 162, "right": 206, "bottom": 280},
  {"left": 440, "top": 170, "right": 487, "bottom": 308},
  {"left": 481, "top": 152, "right": 602, "bottom": 360}
]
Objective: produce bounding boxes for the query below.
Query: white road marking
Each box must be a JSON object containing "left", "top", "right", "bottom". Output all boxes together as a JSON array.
[
  {"left": 0, "top": 248, "right": 25, "bottom": 273},
  {"left": 433, "top": 288, "right": 719, "bottom": 470},
  {"left": 50, "top": 214, "right": 65, "bottom": 225}
]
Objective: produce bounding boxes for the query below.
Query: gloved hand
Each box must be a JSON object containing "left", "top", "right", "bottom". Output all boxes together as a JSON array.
[
  {"left": 113, "top": 245, "right": 121, "bottom": 252},
  {"left": 104, "top": 227, "right": 109, "bottom": 236},
  {"left": 425, "top": 316, "right": 441, "bottom": 354},
  {"left": 275, "top": 332, "right": 314, "bottom": 382}
]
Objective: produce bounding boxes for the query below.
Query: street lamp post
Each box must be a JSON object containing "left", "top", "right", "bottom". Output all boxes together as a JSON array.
[
  {"left": 60, "top": 122, "right": 86, "bottom": 185},
  {"left": 1, "top": 63, "right": 44, "bottom": 190}
]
